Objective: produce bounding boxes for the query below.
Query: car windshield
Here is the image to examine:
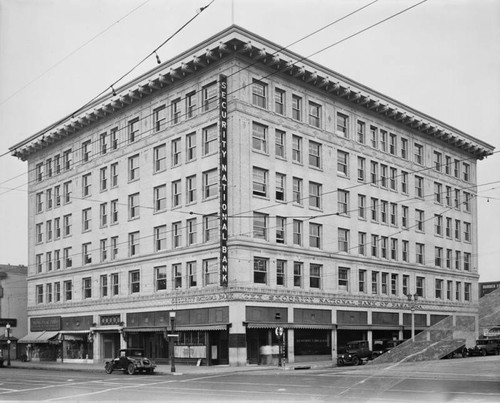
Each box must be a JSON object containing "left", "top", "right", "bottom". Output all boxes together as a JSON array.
[{"left": 129, "top": 350, "right": 144, "bottom": 357}]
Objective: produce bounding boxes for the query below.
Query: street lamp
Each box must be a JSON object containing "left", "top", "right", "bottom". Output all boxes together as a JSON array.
[
  {"left": 407, "top": 293, "right": 418, "bottom": 342},
  {"left": 169, "top": 311, "right": 176, "bottom": 373},
  {"left": 6, "top": 323, "right": 11, "bottom": 366}
]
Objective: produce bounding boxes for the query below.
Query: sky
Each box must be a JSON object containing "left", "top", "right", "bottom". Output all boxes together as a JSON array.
[{"left": 0, "top": 0, "right": 499, "bottom": 281}]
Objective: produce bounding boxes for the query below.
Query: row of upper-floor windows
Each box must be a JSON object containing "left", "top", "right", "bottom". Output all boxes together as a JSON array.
[
  {"left": 34, "top": 257, "right": 219, "bottom": 304},
  {"left": 250, "top": 80, "right": 472, "bottom": 181},
  {"left": 35, "top": 215, "right": 219, "bottom": 271}
]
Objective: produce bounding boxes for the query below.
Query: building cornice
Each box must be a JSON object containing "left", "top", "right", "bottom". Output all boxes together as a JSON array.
[{"left": 10, "top": 25, "right": 494, "bottom": 161}]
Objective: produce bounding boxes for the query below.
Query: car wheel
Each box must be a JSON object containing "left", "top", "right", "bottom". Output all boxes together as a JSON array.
[
  {"left": 337, "top": 359, "right": 344, "bottom": 367},
  {"left": 481, "top": 349, "right": 487, "bottom": 356},
  {"left": 461, "top": 349, "right": 467, "bottom": 358},
  {"left": 127, "top": 363, "right": 136, "bottom": 375},
  {"left": 371, "top": 353, "right": 379, "bottom": 360},
  {"left": 352, "top": 356, "right": 360, "bottom": 366},
  {"left": 105, "top": 363, "right": 113, "bottom": 374}
]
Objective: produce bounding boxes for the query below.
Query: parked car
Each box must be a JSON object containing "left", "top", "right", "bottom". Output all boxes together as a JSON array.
[
  {"left": 372, "top": 339, "right": 406, "bottom": 358},
  {"left": 337, "top": 340, "right": 373, "bottom": 366},
  {"left": 468, "top": 339, "right": 500, "bottom": 357},
  {"left": 442, "top": 343, "right": 468, "bottom": 359},
  {"left": 105, "top": 348, "right": 156, "bottom": 375}
]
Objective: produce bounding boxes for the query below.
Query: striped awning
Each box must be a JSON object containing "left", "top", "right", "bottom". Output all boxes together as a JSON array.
[
  {"left": 244, "top": 322, "right": 336, "bottom": 330},
  {"left": 18, "top": 331, "right": 60, "bottom": 344},
  {"left": 124, "top": 324, "right": 229, "bottom": 333}
]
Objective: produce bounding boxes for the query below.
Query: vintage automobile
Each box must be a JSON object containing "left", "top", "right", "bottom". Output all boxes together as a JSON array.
[
  {"left": 371, "top": 339, "right": 406, "bottom": 358},
  {"left": 337, "top": 340, "right": 373, "bottom": 366},
  {"left": 105, "top": 348, "right": 156, "bottom": 375},
  {"left": 468, "top": 338, "right": 500, "bottom": 357}
]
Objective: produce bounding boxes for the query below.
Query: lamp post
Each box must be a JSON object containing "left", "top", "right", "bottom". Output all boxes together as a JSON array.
[
  {"left": 169, "top": 311, "right": 176, "bottom": 373},
  {"left": 6, "top": 323, "right": 11, "bottom": 366},
  {"left": 407, "top": 293, "right": 418, "bottom": 342}
]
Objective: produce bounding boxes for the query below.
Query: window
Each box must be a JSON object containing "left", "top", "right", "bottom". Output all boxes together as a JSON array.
[
  {"left": 336, "top": 112, "right": 348, "bottom": 137},
  {"left": 381, "top": 236, "right": 388, "bottom": 258},
  {"left": 83, "top": 242, "right": 92, "bottom": 264},
  {"left": 154, "top": 185, "right": 167, "bottom": 212},
  {"left": 292, "top": 95, "right": 302, "bottom": 121},
  {"left": 454, "top": 189, "right": 461, "bottom": 209},
  {"left": 380, "top": 165, "right": 388, "bottom": 188},
  {"left": 401, "top": 171, "right": 408, "bottom": 194},
  {"left": 455, "top": 282, "right": 462, "bottom": 301},
  {"left": 293, "top": 177, "right": 302, "bottom": 204},
  {"left": 293, "top": 220, "right": 302, "bottom": 246},
  {"left": 464, "top": 222, "right": 471, "bottom": 242},
  {"left": 390, "top": 167, "right": 397, "bottom": 191},
  {"left": 415, "top": 176, "right": 423, "bottom": 198},
  {"left": 252, "top": 167, "right": 267, "bottom": 197},
  {"left": 308, "top": 102, "right": 321, "bottom": 127},
  {"left": 173, "top": 264, "right": 182, "bottom": 289},
  {"left": 402, "top": 240, "right": 409, "bottom": 262},
  {"left": 36, "top": 192, "right": 43, "bottom": 213},
  {"left": 275, "top": 88, "right": 285, "bottom": 115},
  {"left": 111, "top": 162, "right": 118, "bottom": 187},
  {"left": 100, "top": 238, "right": 108, "bottom": 262},
  {"left": 128, "top": 193, "right": 140, "bottom": 219},
  {"left": 101, "top": 275, "right": 108, "bottom": 297},
  {"left": 446, "top": 249, "right": 453, "bottom": 269},
  {"left": 370, "top": 198, "right": 378, "bottom": 222},
  {"left": 464, "top": 252, "right": 471, "bottom": 271},
  {"left": 188, "top": 261, "right": 197, "bottom": 287},
  {"left": 129, "top": 270, "right": 140, "bottom": 293},
  {"left": 46, "top": 158, "right": 54, "bottom": 178},
  {"left": 414, "top": 143, "right": 423, "bottom": 165},
  {"left": 186, "top": 132, "right": 197, "bottom": 162},
  {"left": 338, "top": 267, "right": 349, "bottom": 290},
  {"left": 54, "top": 249, "right": 60, "bottom": 269},
  {"left": 252, "top": 79, "right": 267, "bottom": 108},
  {"left": 434, "top": 182, "right": 442, "bottom": 204},
  {"left": 403, "top": 275, "right": 409, "bottom": 296},
  {"left": 464, "top": 283, "right": 471, "bottom": 301},
  {"left": 111, "top": 199, "right": 118, "bottom": 224},
  {"left": 391, "top": 274, "right": 398, "bottom": 296},
  {"left": 64, "top": 247, "right": 72, "bottom": 268},
  {"left": 63, "top": 214, "right": 72, "bottom": 237},
  {"left": 389, "top": 133, "right": 397, "bottom": 155},
  {"left": 357, "top": 157, "right": 366, "bottom": 182},
  {"left": 202, "top": 124, "right": 217, "bottom": 155},
  {"left": 275, "top": 130, "right": 286, "bottom": 158},
  {"left": 338, "top": 228, "right": 349, "bottom": 252},
  {"left": 358, "top": 232, "right": 366, "bottom": 255},
  {"left": 380, "top": 201, "right": 388, "bottom": 224},
  {"left": 172, "top": 223, "right": 182, "bottom": 248},
  {"left": 433, "top": 279, "right": 443, "bottom": 300},
  {"left": 186, "top": 92, "right": 196, "bottom": 119},
  {"left": 308, "top": 141, "right": 321, "bottom": 168},
  {"left": 338, "top": 190, "right": 349, "bottom": 215},
  {"left": 203, "top": 169, "right": 218, "bottom": 199},
  {"left": 390, "top": 203, "right": 397, "bottom": 226},
  {"left": 276, "top": 173, "right": 286, "bottom": 201},
  {"left": 187, "top": 218, "right": 197, "bottom": 245},
  {"left": 186, "top": 175, "right": 197, "bottom": 204},
  {"left": 445, "top": 155, "right": 452, "bottom": 175},
  {"left": 202, "top": 82, "right": 217, "bottom": 111},
  {"left": 356, "top": 120, "right": 365, "bottom": 143},
  {"left": 154, "top": 144, "right": 166, "bottom": 172},
  {"left": 435, "top": 247, "right": 443, "bottom": 267},
  {"left": 370, "top": 126, "right": 378, "bottom": 148},
  {"left": 292, "top": 135, "right": 302, "bottom": 163},
  {"left": 381, "top": 273, "right": 388, "bottom": 294},
  {"left": 309, "top": 223, "right": 321, "bottom": 248},
  {"left": 416, "top": 209, "right": 424, "bottom": 232},
  {"left": 82, "top": 173, "right": 91, "bottom": 197},
  {"left": 463, "top": 163, "right": 470, "bottom": 182},
  {"left": 100, "top": 132, "right": 108, "bottom": 154},
  {"left": 128, "top": 154, "right": 140, "bottom": 181},
  {"left": 359, "top": 270, "right": 366, "bottom": 293},
  {"left": 129, "top": 231, "right": 140, "bottom": 256},
  {"left": 446, "top": 217, "right": 452, "bottom": 238},
  {"left": 110, "top": 128, "right": 118, "bottom": 150},
  {"left": 401, "top": 138, "right": 408, "bottom": 159},
  {"left": 416, "top": 243, "right": 425, "bottom": 264},
  {"left": 435, "top": 214, "right": 443, "bottom": 236},
  {"left": 82, "top": 140, "right": 91, "bottom": 163},
  {"left": 203, "top": 258, "right": 218, "bottom": 285},
  {"left": 253, "top": 257, "right": 268, "bottom": 284},
  {"left": 154, "top": 225, "right": 167, "bottom": 251},
  {"left": 111, "top": 236, "right": 119, "bottom": 260},
  {"left": 172, "top": 180, "right": 181, "bottom": 207},
  {"left": 310, "top": 264, "right": 321, "bottom": 289},
  {"left": 100, "top": 167, "right": 108, "bottom": 191},
  {"left": 64, "top": 280, "right": 72, "bottom": 301},
  {"left": 54, "top": 282, "right": 60, "bottom": 302},
  {"left": 46, "top": 251, "right": 52, "bottom": 271},
  {"left": 309, "top": 182, "right": 322, "bottom": 208},
  {"left": 46, "top": 220, "right": 52, "bottom": 241},
  {"left": 433, "top": 151, "right": 442, "bottom": 171},
  {"left": 36, "top": 284, "right": 44, "bottom": 304},
  {"left": 463, "top": 192, "right": 471, "bottom": 212},
  {"left": 455, "top": 219, "right": 461, "bottom": 241},
  {"left": 454, "top": 159, "right": 460, "bottom": 178},
  {"left": 372, "top": 271, "right": 379, "bottom": 294},
  {"left": 153, "top": 105, "right": 166, "bottom": 131},
  {"left": 36, "top": 254, "right": 42, "bottom": 273},
  {"left": 82, "top": 208, "right": 91, "bottom": 232},
  {"left": 171, "top": 98, "right": 181, "bottom": 124},
  {"left": 83, "top": 277, "right": 92, "bottom": 299},
  {"left": 276, "top": 216, "right": 286, "bottom": 244},
  {"left": 63, "top": 149, "right": 72, "bottom": 170},
  {"left": 293, "top": 262, "right": 303, "bottom": 287},
  {"left": 54, "top": 218, "right": 61, "bottom": 239},
  {"left": 128, "top": 117, "right": 139, "bottom": 143},
  {"left": 370, "top": 161, "right": 378, "bottom": 184},
  {"left": 277, "top": 260, "right": 286, "bottom": 286},
  {"left": 46, "top": 189, "right": 53, "bottom": 210},
  {"left": 253, "top": 212, "right": 268, "bottom": 240},
  {"left": 203, "top": 214, "right": 218, "bottom": 242},
  {"left": 111, "top": 273, "right": 119, "bottom": 295},
  {"left": 252, "top": 122, "right": 268, "bottom": 153},
  {"left": 390, "top": 238, "right": 398, "bottom": 260},
  {"left": 337, "top": 150, "right": 348, "bottom": 176},
  {"left": 358, "top": 194, "right": 366, "bottom": 219}
]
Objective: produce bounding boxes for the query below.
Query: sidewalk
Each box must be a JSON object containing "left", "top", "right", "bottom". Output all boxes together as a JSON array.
[{"left": 3, "top": 359, "right": 334, "bottom": 376}]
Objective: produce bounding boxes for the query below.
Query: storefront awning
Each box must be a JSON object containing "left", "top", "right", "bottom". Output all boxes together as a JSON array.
[
  {"left": 123, "top": 324, "right": 230, "bottom": 333},
  {"left": 244, "top": 322, "right": 336, "bottom": 330},
  {"left": 18, "top": 331, "right": 60, "bottom": 344}
]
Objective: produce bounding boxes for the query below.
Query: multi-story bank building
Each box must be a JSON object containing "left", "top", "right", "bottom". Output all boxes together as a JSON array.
[{"left": 10, "top": 26, "right": 494, "bottom": 366}]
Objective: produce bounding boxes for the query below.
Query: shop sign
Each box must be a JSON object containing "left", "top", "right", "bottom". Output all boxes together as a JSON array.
[
  {"left": 31, "top": 316, "right": 61, "bottom": 332},
  {"left": 0, "top": 318, "right": 17, "bottom": 327},
  {"left": 100, "top": 315, "right": 121, "bottom": 326},
  {"left": 219, "top": 74, "right": 228, "bottom": 287}
]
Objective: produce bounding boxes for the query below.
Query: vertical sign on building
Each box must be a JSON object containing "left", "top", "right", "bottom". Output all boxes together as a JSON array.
[{"left": 219, "top": 74, "right": 228, "bottom": 287}]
